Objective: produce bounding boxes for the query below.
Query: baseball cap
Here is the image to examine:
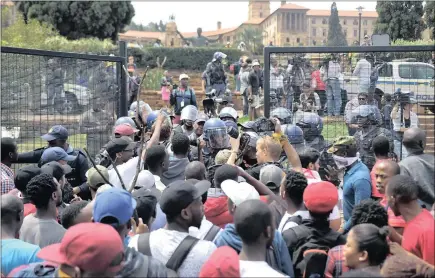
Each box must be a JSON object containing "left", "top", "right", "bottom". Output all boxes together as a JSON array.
[
  {"left": 41, "top": 161, "right": 72, "bottom": 181},
  {"left": 179, "top": 73, "right": 190, "bottom": 81},
  {"left": 41, "top": 147, "right": 76, "bottom": 164},
  {"left": 86, "top": 166, "right": 109, "bottom": 189},
  {"left": 93, "top": 187, "right": 137, "bottom": 226},
  {"left": 37, "top": 223, "right": 124, "bottom": 273},
  {"left": 114, "top": 124, "right": 139, "bottom": 136},
  {"left": 238, "top": 121, "right": 255, "bottom": 130},
  {"left": 96, "top": 184, "right": 113, "bottom": 195},
  {"left": 186, "top": 179, "right": 212, "bottom": 195},
  {"left": 260, "top": 165, "right": 284, "bottom": 192},
  {"left": 160, "top": 180, "right": 208, "bottom": 217},
  {"left": 130, "top": 170, "right": 155, "bottom": 191},
  {"left": 199, "top": 246, "right": 240, "bottom": 278},
  {"left": 303, "top": 181, "right": 338, "bottom": 213},
  {"left": 221, "top": 180, "right": 260, "bottom": 206},
  {"left": 14, "top": 165, "right": 41, "bottom": 192},
  {"left": 252, "top": 60, "right": 260, "bottom": 66},
  {"left": 195, "top": 112, "right": 209, "bottom": 123},
  {"left": 41, "top": 125, "right": 69, "bottom": 141},
  {"left": 327, "top": 136, "right": 356, "bottom": 154},
  {"left": 105, "top": 136, "right": 136, "bottom": 155},
  {"left": 132, "top": 187, "right": 158, "bottom": 222}
]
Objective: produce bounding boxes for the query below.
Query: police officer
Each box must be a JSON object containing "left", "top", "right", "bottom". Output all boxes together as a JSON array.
[
  {"left": 271, "top": 107, "right": 293, "bottom": 125},
  {"left": 296, "top": 112, "right": 325, "bottom": 151},
  {"left": 202, "top": 118, "right": 230, "bottom": 169},
  {"left": 13, "top": 125, "right": 90, "bottom": 199},
  {"left": 219, "top": 107, "right": 238, "bottom": 123},
  {"left": 281, "top": 124, "right": 305, "bottom": 153},
  {"left": 352, "top": 105, "right": 394, "bottom": 170},
  {"left": 205, "top": 52, "right": 228, "bottom": 99},
  {"left": 240, "top": 131, "right": 259, "bottom": 170},
  {"left": 173, "top": 105, "right": 198, "bottom": 137}
]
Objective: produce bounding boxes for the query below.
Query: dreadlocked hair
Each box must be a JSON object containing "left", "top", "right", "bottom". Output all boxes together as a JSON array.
[
  {"left": 284, "top": 170, "right": 308, "bottom": 207},
  {"left": 26, "top": 174, "right": 58, "bottom": 209},
  {"left": 350, "top": 199, "right": 388, "bottom": 228}
]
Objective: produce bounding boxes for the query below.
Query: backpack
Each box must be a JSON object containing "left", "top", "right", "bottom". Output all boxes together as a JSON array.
[
  {"left": 8, "top": 262, "right": 57, "bottom": 277},
  {"left": 136, "top": 233, "right": 199, "bottom": 273},
  {"left": 203, "top": 225, "right": 221, "bottom": 242}
]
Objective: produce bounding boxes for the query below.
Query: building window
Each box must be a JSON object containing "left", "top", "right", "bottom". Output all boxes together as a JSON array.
[
  {"left": 322, "top": 29, "right": 326, "bottom": 36},
  {"left": 226, "top": 36, "right": 230, "bottom": 42},
  {"left": 363, "top": 20, "right": 368, "bottom": 26},
  {"left": 353, "top": 19, "right": 358, "bottom": 25},
  {"left": 344, "top": 29, "right": 347, "bottom": 37},
  {"left": 312, "top": 28, "right": 317, "bottom": 36},
  {"left": 311, "top": 18, "right": 316, "bottom": 24},
  {"left": 364, "top": 30, "right": 367, "bottom": 36},
  {"left": 343, "top": 19, "right": 347, "bottom": 25},
  {"left": 286, "top": 37, "right": 290, "bottom": 43},
  {"left": 353, "top": 30, "right": 357, "bottom": 37},
  {"left": 296, "top": 38, "right": 300, "bottom": 43},
  {"left": 322, "top": 18, "right": 327, "bottom": 24}
]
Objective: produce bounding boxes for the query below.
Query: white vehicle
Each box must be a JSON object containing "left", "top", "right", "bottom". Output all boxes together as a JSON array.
[{"left": 38, "top": 83, "right": 92, "bottom": 114}]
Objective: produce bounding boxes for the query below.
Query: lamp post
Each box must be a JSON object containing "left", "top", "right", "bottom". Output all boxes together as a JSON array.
[{"left": 357, "top": 6, "right": 364, "bottom": 46}]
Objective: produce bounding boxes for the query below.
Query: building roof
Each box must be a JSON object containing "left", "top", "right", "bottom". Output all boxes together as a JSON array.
[
  {"left": 243, "top": 18, "right": 265, "bottom": 24},
  {"left": 1, "top": 1, "right": 14, "bottom": 6},
  {"left": 307, "top": 9, "right": 378, "bottom": 18},
  {"left": 279, "top": 3, "right": 309, "bottom": 10},
  {"left": 182, "top": 27, "right": 238, "bottom": 38},
  {"left": 119, "top": 30, "right": 163, "bottom": 40}
]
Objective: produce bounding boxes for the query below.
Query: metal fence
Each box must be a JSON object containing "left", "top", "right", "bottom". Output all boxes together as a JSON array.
[
  {"left": 263, "top": 45, "right": 435, "bottom": 158},
  {"left": 1, "top": 45, "right": 129, "bottom": 165}
]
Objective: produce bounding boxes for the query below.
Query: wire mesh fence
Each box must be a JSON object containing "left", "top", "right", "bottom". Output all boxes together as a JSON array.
[
  {"left": 1, "top": 47, "right": 127, "bottom": 169},
  {"left": 262, "top": 45, "right": 435, "bottom": 161}
]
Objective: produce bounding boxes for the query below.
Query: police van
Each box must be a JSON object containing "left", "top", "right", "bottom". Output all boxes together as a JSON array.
[{"left": 376, "top": 61, "right": 435, "bottom": 113}]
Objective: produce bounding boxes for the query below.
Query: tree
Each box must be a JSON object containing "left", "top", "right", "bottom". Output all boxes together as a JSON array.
[
  {"left": 236, "top": 26, "right": 263, "bottom": 54},
  {"left": 327, "top": 2, "right": 348, "bottom": 46},
  {"left": 374, "top": 1, "right": 425, "bottom": 41},
  {"left": 424, "top": 1, "right": 435, "bottom": 39},
  {"left": 16, "top": 1, "right": 135, "bottom": 41}
]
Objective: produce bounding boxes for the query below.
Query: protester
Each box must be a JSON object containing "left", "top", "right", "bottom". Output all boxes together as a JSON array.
[
  {"left": 370, "top": 135, "right": 393, "bottom": 199},
  {"left": 259, "top": 165, "right": 287, "bottom": 227},
  {"left": 386, "top": 175, "right": 435, "bottom": 265},
  {"left": 145, "top": 145, "right": 169, "bottom": 191},
  {"left": 162, "top": 133, "right": 190, "bottom": 185},
  {"left": 381, "top": 253, "right": 435, "bottom": 278},
  {"left": 199, "top": 246, "right": 240, "bottom": 278},
  {"left": 60, "top": 200, "right": 91, "bottom": 229},
  {"left": 19, "top": 174, "right": 66, "bottom": 248},
  {"left": 13, "top": 165, "right": 41, "bottom": 217},
  {"left": 1, "top": 137, "right": 17, "bottom": 195},
  {"left": 399, "top": 127, "right": 434, "bottom": 209},
  {"left": 1, "top": 194, "right": 42, "bottom": 275},
  {"left": 132, "top": 187, "right": 158, "bottom": 231},
  {"left": 113, "top": 123, "right": 138, "bottom": 139},
  {"left": 185, "top": 161, "right": 207, "bottom": 180},
  {"left": 85, "top": 165, "right": 110, "bottom": 199}
]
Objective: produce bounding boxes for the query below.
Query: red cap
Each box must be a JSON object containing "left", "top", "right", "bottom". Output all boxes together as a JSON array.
[
  {"left": 37, "top": 223, "right": 124, "bottom": 273},
  {"left": 114, "top": 124, "right": 138, "bottom": 136},
  {"left": 199, "top": 246, "right": 240, "bottom": 278},
  {"left": 303, "top": 181, "right": 338, "bottom": 213}
]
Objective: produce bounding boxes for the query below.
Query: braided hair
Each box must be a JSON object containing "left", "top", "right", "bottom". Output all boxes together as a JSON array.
[
  {"left": 26, "top": 174, "right": 58, "bottom": 209},
  {"left": 350, "top": 199, "right": 388, "bottom": 228},
  {"left": 283, "top": 170, "right": 308, "bottom": 207}
]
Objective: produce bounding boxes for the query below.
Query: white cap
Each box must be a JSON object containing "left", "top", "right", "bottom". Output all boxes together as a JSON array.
[
  {"left": 130, "top": 170, "right": 155, "bottom": 190},
  {"left": 252, "top": 60, "right": 260, "bottom": 66},
  {"left": 221, "top": 180, "right": 260, "bottom": 206},
  {"left": 179, "top": 73, "right": 190, "bottom": 81}
]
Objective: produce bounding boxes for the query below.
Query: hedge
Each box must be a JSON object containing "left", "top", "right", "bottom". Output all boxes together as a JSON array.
[{"left": 127, "top": 47, "right": 246, "bottom": 71}]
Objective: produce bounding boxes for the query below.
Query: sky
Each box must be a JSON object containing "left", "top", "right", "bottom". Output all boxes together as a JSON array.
[{"left": 132, "top": 1, "right": 377, "bottom": 32}]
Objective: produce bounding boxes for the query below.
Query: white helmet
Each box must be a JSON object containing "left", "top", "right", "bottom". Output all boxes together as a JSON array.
[
  {"left": 180, "top": 105, "right": 198, "bottom": 122},
  {"left": 219, "top": 107, "right": 238, "bottom": 122}
]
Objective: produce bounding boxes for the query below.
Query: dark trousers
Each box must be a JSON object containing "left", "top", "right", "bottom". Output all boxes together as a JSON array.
[{"left": 315, "top": 90, "right": 326, "bottom": 116}]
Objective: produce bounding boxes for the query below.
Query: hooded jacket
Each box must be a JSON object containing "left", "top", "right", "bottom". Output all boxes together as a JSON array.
[
  {"left": 116, "top": 247, "right": 172, "bottom": 278},
  {"left": 161, "top": 157, "right": 190, "bottom": 186},
  {"left": 214, "top": 224, "right": 294, "bottom": 277}
]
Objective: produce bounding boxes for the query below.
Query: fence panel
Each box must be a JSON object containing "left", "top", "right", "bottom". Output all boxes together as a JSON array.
[
  {"left": 263, "top": 45, "right": 435, "bottom": 160},
  {"left": 1, "top": 47, "right": 127, "bottom": 166}
]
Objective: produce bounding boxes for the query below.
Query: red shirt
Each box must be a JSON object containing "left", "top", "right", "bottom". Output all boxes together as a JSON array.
[
  {"left": 380, "top": 199, "right": 406, "bottom": 228},
  {"left": 402, "top": 209, "right": 435, "bottom": 265},
  {"left": 311, "top": 70, "right": 326, "bottom": 91}
]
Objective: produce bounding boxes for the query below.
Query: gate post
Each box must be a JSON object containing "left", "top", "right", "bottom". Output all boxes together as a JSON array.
[{"left": 119, "top": 40, "right": 128, "bottom": 117}]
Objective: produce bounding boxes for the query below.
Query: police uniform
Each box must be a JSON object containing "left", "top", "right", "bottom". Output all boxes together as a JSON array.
[{"left": 206, "top": 61, "right": 226, "bottom": 97}]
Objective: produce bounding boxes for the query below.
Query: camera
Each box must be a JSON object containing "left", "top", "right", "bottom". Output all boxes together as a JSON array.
[
  {"left": 252, "top": 117, "right": 275, "bottom": 133},
  {"left": 393, "top": 88, "right": 414, "bottom": 107}
]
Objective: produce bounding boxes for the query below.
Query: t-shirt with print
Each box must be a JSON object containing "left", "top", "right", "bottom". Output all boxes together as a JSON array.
[
  {"left": 401, "top": 209, "right": 435, "bottom": 265},
  {"left": 278, "top": 207, "right": 340, "bottom": 233},
  {"left": 19, "top": 214, "right": 66, "bottom": 248},
  {"left": 128, "top": 229, "right": 216, "bottom": 277},
  {"left": 239, "top": 260, "right": 288, "bottom": 277},
  {"left": 1, "top": 239, "right": 42, "bottom": 275}
]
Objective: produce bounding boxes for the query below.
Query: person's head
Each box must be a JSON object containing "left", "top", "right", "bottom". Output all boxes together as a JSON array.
[
  {"left": 105, "top": 136, "right": 136, "bottom": 164},
  {"left": 180, "top": 105, "right": 198, "bottom": 128},
  {"left": 260, "top": 164, "right": 284, "bottom": 194},
  {"left": 280, "top": 170, "right": 308, "bottom": 208},
  {"left": 128, "top": 55, "right": 134, "bottom": 64},
  {"left": 179, "top": 73, "right": 190, "bottom": 88},
  {"left": 14, "top": 165, "right": 41, "bottom": 196},
  {"left": 199, "top": 246, "right": 240, "bottom": 278},
  {"left": 40, "top": 147, "right": 76, "bottom": 166},
  {"left": 302, "top": 82, "right": 313, "bottom": 95},
  {"left": 213, "top": 164, "right": 239, "bottom": 188},
  {"left": 60, "top": 200, "right": 91, "bottom": 229},
  {"left": 41, "top": 161, "right": 71, "bottom": 190},
  {"left": 86, "top": 165, "right": 110, "bottom": 197},
  {"left": 381, "top": 253, "right": 435, "bottom": 278},
  {"left": 27, "top": 173, "right": 63, "bottom": 211},
  {"left": 203, "top": 118, "right": 230, "bottom": 151},
  {"left": 131, "top": 170, "right": 155, "bottom": 191},
  {"left": 1, "top": 194, "right": 24, "bottom": 234},
  {"left": 256, "top": 136, "right": 282, "bottom": 164},
  {"left": 252, "top": 60, "right": 260, "bottom": 71},
  {"left": 145, "top": 145, "right": 169, "bottom": 174},
  {"left": 350, "top": 199, "right": 388, "bottom": 228},
  {"left": 160, "top": 180, "right": 209, "bottom": 229},
  {"left": 234, "top": 199, "right": 275, "bottom": 249},
  {"left": 42, "top": 125, "right": 69, "bottom": 149},
  {"left": 386, "top": 175, "right": 419, "bottom": 217},
  {"left": 351, "top": 105, "right": 378, "bottom": 129},
  {"left": 374, "top": 160, "right": 400, "bottom": 194},
  {"left": 221, "top": 180, "right": 260, "bottom": 215},
  {"left": 303, "top": 181, "right": 338, "bottom": 220},
  {"left": 344, "top": 223, "right": 389, "bottom": 269},
  {"left": 132, "top": 187, "right": 158, "bottom": 228},
  {"left": 215, "top": 149, "right": 232, "bottom": 165},
  {"left": 171, "top": 133, "right": 190, "bottom": 158},
  {"left": 37, "top": 223, "right": 124, "bottom": 278},
  {"left": 327, "top": 136, "right": 358, "bottom": 169},
  {"left": 194, "top": 113, "right": 208, "bottom": 136},
  {"left": 185, "top": 161, "right": 207, "bottom": 181},
  {"left": 1, "top": 137, "right": 17, "bottom": 164},
  {"left": 403, "top": 127, "right": 426, "bottom": 153},
  {"left": 197, "top": 27, "right": 202, "bottom": 36},
  {"left": 372, "top": 136, "right": 390, "bottom": 159},
  {"left": 299, "top": 147, "right": 320, "bottom": 171},
  {"left": 357, "top": 92, "right": 369, "bottom": 105},
  {"left": 93, "top": 187, "right": 137, "bottom": 239}
]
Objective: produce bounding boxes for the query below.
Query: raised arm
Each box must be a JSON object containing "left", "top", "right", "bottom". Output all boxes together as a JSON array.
[{"left": 206, "top": 34, "right": 222, "bottom": 43}]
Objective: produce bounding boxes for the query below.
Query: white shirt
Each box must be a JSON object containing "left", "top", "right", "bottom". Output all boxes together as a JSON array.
[
  {"left": 327, "top": 61, "right": 341, "bottom": 79},
  {"left": 239, "top": 261, "right": 288, "bottom": 277},
  {"left": 353, "top": 59, "right": 372, "bottom": 85},
  {"left": 278, "top": 206, "right": 341, "bottom": 233},
  {"left": 189, "top": 217, "right": 222, "bottom": 241},
  {"left": 128, "top": 229, "right": 216, "bottom": 278},
  {"left": 153, "top": 175, "right": 167, "bottom": 192},
  {"left": 108, "top": 156, "right": 142, "bottom": 189},
  {"left": 391, "top": 110, "right": 419, "bottom": 132}
]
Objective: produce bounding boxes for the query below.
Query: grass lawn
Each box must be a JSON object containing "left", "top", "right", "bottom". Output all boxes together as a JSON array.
[{"left": 17, "top": 134, "right": 87, "bottom": 153}]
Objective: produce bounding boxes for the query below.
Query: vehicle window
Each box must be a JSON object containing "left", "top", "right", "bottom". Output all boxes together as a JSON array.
[
  {"left": 378, "top": 64, "right": 393, "bottom": 77},
  {"left": 413, "top": 65, "right": 435, "bottom": 79},
  {"left": 398, "top": 65, "right": 412, "bottom": 79}
]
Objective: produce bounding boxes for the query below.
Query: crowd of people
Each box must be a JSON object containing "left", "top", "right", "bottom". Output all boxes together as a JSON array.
[{"left": 1, "top": 51, "right": 435, "bottom": 278}]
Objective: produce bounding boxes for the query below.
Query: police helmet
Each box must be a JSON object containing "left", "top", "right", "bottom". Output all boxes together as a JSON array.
[
  {"left": 351, "top": 105, "right": 377, "bottom": 126},
  {"left": 180, "top": 105, "right": 198, "bottom": 122},
  {"left": 244, "top": 131, "right": 259, "bottom": 148},
  {"left": 146, "top": 111, "right": 159, "bottom": 131},
  {"left": 114, "top": 116, "right": 136, "bottom": 128},
  {"left": 219, "top": 107, "right": 238, "bottom": 122},
  {"left": 203, "top": 118, "right": 229, "bottom": 150},
  {"left": 297, "top": 112, "right": 323, "bottom": 139},
  {"left": 271, "top": 107, "right": 292, "bottom": 124},
  {"left": 213, "top": 52, "right": 227, "bottom": 62},
  {"left": 281, "top": 124, "right": 304, "bottom": 145}
]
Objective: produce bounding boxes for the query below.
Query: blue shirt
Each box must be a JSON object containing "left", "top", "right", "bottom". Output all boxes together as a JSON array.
[
  {"left": 342, "top": 161, "right": 372, "bottom": 231},
  {"left": 1, "top": 239, "right": 42, "bottom": 275}
]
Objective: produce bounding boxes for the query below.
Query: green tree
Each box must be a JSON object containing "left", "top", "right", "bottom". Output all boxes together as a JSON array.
[
  {"left": 327, "top": 2, "right": 348, "bottom": 46},
  {"left": 16, "top": 1, "right": 135, "bottom": 41},
  {"left": 236, "top": 26, "right": 263, "bottom": 54},
  {"left": 374, "top": 1, "right": 425, "bottom": 41},
  {"left": 424, "top": 1, "right": 435, "bottom": 39}
]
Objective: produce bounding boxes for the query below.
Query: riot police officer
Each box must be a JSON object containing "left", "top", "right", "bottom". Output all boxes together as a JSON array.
[
  {"left": 219, "top": 107, "right": 238, "bottom": 123},
  {"left": 205, "top": 52, "right": 228, "bottom": 99},
  {"left": 296, "top": 112, "right": 325, "bottom": 151},
  {"left": 240, "top": 131, "right": 259, "bottom": 170},
  {"left": 271, "top": 107, "right": 293, "bottom": 125},
  {"left": 173, "top": 105, "right": 198, "bottom": 137},
  {"left": 352, "top": 105, "right": 394, "bottom": 170},
  {"left": 202, "top": 118, "right": 230, "bottom": 169},
  {"left": 281, "top": 124, "right": 305, "bottom": 153}
]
